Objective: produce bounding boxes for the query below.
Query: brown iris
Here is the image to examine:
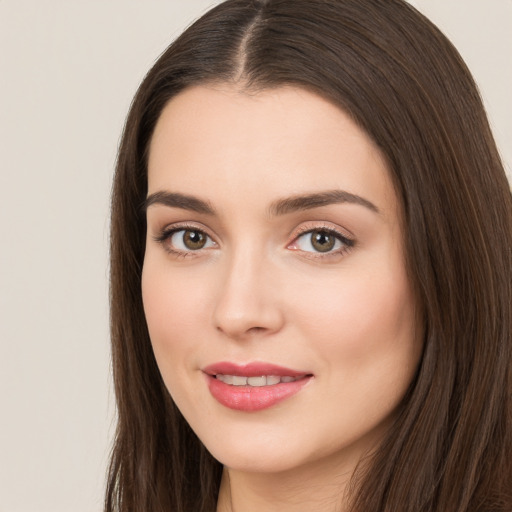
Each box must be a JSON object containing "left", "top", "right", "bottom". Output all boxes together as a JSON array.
[
  {"left": 183, "top": 230, "right": 207, "bottom": 250},
  {"left": 310, "top": 230, "right": 336, "bottom": 252}
]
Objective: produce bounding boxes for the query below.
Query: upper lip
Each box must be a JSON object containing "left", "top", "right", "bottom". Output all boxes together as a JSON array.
[{"left": 202, "top": 361, "right": 310, "bottom": 378}]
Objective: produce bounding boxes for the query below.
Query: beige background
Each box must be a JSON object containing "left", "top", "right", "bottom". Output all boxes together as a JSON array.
[{"left": 0, "top": 1, "right": 510, "bottom": 511}]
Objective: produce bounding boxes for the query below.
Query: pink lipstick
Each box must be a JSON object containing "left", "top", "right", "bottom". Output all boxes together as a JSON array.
[{"left": 203, "top": 362, "right": 312, "bottom": 412}]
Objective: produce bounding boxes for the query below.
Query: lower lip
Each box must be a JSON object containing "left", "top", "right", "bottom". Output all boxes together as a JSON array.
[{"left": 206, "top": 374, "right": 311, "bottom": 411}]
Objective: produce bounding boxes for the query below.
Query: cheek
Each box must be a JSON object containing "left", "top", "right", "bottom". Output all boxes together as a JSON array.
[
  {"left": 141, "top": 261, "right": 208, "bottom": 378},
  {"left": 141, "top": 261, "right": 219, "bottom": 427},
  {"left": 289, "top": 266, "right": 420, "bottom": 442},
  {"left": 297, "top": 267, "right": 413, "bottom": 339},
  {"left": 290, "top": 257, "right": 420, "bottom": 387}
]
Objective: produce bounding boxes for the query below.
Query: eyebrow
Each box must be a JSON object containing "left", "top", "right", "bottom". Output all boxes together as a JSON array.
[
  {"left": 144, "top": 191, "right": 215, "bottom": 215},
  {"left": 144, "top": 189, "right": 379, "bottom": 216},
  {"left": 269, "top": 190, "right": 379, "bottom": 216}
]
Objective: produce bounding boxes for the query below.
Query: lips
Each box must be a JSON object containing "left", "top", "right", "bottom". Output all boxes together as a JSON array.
[{"left": 203, "top": 362, "right": 313, "bottom": 411}]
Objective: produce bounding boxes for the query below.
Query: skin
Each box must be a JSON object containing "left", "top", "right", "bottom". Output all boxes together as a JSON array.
[{"left": 142, "top": 84, "right": 423, "bottom": 511}]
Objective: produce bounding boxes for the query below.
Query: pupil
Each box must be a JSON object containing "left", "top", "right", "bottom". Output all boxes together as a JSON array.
[
  {"left": 184, "top": 230, "right": 206, "bottom": 250},
  {"left": 312, "top": 230, "right": 335, "bottom": 252}
]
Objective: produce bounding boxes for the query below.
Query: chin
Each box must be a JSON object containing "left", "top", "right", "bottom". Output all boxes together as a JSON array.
[
  {"left": 208, "top": 442, "right": 307, "bottom": 474},
  {"left": 194, "top": 420, "right": 311, "bottom": 473}
]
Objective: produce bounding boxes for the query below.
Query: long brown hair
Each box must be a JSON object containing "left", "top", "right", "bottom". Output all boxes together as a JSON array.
[{"left": 106, "top": 1, "right": 512, "bottom": 510}]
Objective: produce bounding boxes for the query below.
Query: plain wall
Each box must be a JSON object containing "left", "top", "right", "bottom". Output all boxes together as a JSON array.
[{"left": 0, "top": 1, "right": 509, "bottom": 511}]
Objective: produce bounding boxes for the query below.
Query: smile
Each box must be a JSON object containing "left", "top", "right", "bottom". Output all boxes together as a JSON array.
[
  {"left": 203, "top": 362, "right": 313, "bottom": 411},
  {"left": 215, "top": 374, "right": 303, "bottom": 386}
]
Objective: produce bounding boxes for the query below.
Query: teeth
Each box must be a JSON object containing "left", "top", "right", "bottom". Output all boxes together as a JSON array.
[
  {"left": 221, "top": 375, "right": 235, "bottom": 385},
  {"left": 216, "top": 374, "right": 301, "bottom": 387},
  {"left": 232, "top": 376, "right": 248, "bottom": 386},
  {"left": 247, "top": 376, "right": 266, "bottom": 386}
]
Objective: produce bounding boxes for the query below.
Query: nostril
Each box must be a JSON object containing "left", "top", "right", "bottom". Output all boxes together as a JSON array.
[{"left": 248, "top": 326, "right": 265, "bottom": 333}]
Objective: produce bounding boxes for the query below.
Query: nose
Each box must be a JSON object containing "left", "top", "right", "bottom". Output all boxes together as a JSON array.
[{"left": 212, "top": 250, "right": 285, "bottom": 341}]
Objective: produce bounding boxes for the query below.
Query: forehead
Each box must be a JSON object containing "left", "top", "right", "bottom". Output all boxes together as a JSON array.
[{"left": 147, "top": 84, "right": 397, "bottom": 219}]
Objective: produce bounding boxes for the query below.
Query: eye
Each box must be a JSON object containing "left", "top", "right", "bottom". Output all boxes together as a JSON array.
[
  {"left": 155, "top": 227, "right": 216, "bottom": 254},
  {"left": 292, "top": 229, "right": 353, "bottom": 254}
]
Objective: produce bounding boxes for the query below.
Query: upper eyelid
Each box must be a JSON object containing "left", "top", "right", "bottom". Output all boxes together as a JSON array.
[
  {"left": 156, "top": 221, "right": 215, "bottom": 237},
  {"left": 292, "top": 228, "right": 354, "bottom": 247},
  {"left": 291, "top": 222, "right": 354, "bottom": 241}
]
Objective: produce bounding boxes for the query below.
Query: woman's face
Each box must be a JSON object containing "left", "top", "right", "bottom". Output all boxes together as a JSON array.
[{"left": 142, "top": 85, "right": 422, "bottom": 475}]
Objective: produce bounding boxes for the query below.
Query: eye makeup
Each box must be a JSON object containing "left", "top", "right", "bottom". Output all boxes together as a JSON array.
[
  {"left": 152, "top": 222, "right": 217, "bottom": 258},
  {"left": 151, "top": 219, "right": 356, "bottom": 261},
  {"left": 287, "top": 222, "right": 355, "bottom": 261}
]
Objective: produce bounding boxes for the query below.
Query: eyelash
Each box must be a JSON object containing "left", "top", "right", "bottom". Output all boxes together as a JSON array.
[
  {"left": 289, "top": 225, "right": 355, "bottom": 259},
  {"left": 153, "top": 223, "right": 355, "bottom": 259},
  {"left": 153, "top": 223, "right": 215, "bottom": 258}
]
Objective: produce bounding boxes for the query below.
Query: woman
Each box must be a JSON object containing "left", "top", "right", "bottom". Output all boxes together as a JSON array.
[{"left": 106, "top": 0, "right": 512, "bottom": 510}]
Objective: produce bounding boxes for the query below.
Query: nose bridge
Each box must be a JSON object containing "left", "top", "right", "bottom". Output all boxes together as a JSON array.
[{"left": 213, "top": 242, "right": 283, "bottom": 339}]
